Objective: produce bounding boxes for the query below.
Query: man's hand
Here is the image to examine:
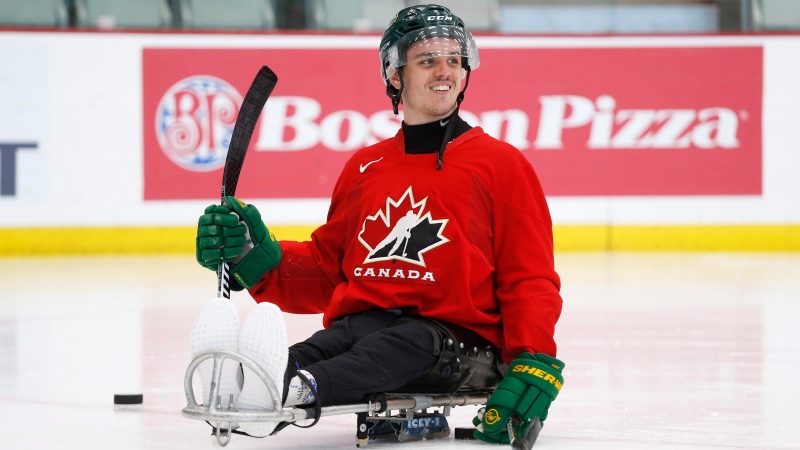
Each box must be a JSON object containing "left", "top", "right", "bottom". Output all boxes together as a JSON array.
[
  {"left": 474, "top": 353, "right": 564, "bottom": 444},
  {"left": 196, "top": 203, "right": 246, "bottom": 270},
  {"left": 195, "top": 196, "right": 281, "bottom": 289}
]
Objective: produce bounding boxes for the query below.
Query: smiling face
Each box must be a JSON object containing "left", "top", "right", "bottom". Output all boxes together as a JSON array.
[{"left": 388, "top": 39, "right": 465, "bottom": 125}]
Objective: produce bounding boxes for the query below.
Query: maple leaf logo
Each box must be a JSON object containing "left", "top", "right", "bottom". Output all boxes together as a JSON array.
[{"left": 357, "top": 186, "right": 449, "bottom": 267}]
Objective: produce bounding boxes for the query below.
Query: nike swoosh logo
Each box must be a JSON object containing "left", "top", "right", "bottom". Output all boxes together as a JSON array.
[
  {"left": 359, "top": 157, "right": 384, "bottom": 173},
  {"left": 440, "top": 119, "right": 449, "bottom": 127}
]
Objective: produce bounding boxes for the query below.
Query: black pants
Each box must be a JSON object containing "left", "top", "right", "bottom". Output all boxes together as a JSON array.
[
  {"left": 288, "top": 310, "right": 438, "bottom": 406},
  {"left": 288, "top": 309, "right": 506, "bottom": 407}
]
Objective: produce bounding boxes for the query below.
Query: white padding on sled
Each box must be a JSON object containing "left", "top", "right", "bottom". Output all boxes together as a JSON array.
[
  {"left": 189, "top": 298, "right": 241, "bottom": 409},
  {"left": 237, "top": 302, "right": 289, "bottom": 437}
]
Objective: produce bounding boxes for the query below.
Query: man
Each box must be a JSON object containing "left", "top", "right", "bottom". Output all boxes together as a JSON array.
[{"left": 194, "top": 4, "right": 564, "bottom": 444}]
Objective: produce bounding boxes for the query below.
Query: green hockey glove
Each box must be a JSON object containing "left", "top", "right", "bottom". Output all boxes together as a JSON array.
[
  {"left": 195, "top": 196, "right": 281, "bottom": 289},
  {"left": 472, "top": 408, "right": 511, "bottom": 444},
  {"left": 196, "top": 204, "right": 246, "bottom": 270},
  {"left": 474, "top": 352, "right": 564, "bottom": 444}
]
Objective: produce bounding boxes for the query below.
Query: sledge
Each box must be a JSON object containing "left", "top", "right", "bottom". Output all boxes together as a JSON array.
[{"left": 182, "top": 349, "right": 541, "bottom": 448}]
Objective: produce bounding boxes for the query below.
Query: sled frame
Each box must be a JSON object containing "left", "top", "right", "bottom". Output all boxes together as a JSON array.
[{"left": 182, "top": 350, "right": 491, "bottom": 446}]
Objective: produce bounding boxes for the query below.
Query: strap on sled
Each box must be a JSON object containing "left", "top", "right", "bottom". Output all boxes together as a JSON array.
[{"left": 393, "top": 316, "right": 507, "bottom": 394}]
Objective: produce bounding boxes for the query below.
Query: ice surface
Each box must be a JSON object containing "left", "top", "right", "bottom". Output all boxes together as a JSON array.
[{"left": 0, "top": 253, "right": 798, "bottom": 449}]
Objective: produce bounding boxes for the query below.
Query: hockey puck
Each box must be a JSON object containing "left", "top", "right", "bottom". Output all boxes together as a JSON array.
[
  {"left": 454, "top": 427, "right": 477, "bottom": 440},
  {"left": 114, "top": 394, "right": 143, "bottom": 405}
]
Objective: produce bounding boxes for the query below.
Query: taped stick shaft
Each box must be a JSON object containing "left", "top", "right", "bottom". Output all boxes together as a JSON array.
[{"left": 216, "top": 66, "right": 278, "bottom": 298}]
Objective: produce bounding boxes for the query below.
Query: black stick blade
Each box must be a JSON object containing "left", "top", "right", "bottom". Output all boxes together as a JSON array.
[
  {"left": 512, "top": 417, "right": 542, "bottom": 450},
  {"left": 222, "top": 65, "right": 278, "bottom": 198}
]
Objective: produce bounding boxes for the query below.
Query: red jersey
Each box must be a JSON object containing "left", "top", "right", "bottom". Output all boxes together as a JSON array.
[{"left": 250, "top": 127, "right": 562, "bottom": 362}]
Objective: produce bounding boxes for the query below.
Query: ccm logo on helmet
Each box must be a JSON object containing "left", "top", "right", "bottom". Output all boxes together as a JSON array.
[{"left": 428, "top": 15, "right": 452, "bottom": 21}]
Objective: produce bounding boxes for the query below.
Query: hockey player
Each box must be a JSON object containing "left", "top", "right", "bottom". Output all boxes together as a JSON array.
[{"left": 194, "top": 4, "right": 564, "bottom": 444}]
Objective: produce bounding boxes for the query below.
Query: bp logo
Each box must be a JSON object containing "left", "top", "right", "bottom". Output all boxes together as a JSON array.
[
  {"left": 484, "top": 408, "right": 501, "bottom": 425},
  {"left": 155, "top": 76, "right": 243, "bottom": 172}
]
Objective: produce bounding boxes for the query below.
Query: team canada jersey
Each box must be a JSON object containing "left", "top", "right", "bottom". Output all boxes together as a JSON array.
[{"left": 249, "top": 127, "right": 563, "bottom": 362}]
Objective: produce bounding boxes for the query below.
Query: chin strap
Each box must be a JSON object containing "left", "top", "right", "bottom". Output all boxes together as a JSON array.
[
  {"left": 436, "top": 68, "right": 471, "bottom": 170},
  {"left": 387, "top": 67, "right": 405, "bottom": 115}
]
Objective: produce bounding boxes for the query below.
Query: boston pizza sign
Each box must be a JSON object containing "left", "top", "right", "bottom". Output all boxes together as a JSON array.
[{"left": 143, "top": 45, "right": 761, "bottom": 199}]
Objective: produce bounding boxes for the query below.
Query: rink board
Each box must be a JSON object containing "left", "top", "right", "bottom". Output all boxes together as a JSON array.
[{"left": 1, "top": 32, "right": 799, "bottom": 253}]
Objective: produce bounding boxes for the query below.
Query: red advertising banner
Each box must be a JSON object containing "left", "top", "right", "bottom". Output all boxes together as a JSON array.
[{"left": 143, "top": 46, "right": 762, "bottom": 199}]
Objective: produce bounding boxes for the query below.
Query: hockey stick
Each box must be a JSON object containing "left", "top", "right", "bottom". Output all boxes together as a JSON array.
[
  {"left": 511, "top": 417, "right": 542, "bottom": 450},
  {"left": 217, "top": 65, "right": 278, "bottom": 299}
]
